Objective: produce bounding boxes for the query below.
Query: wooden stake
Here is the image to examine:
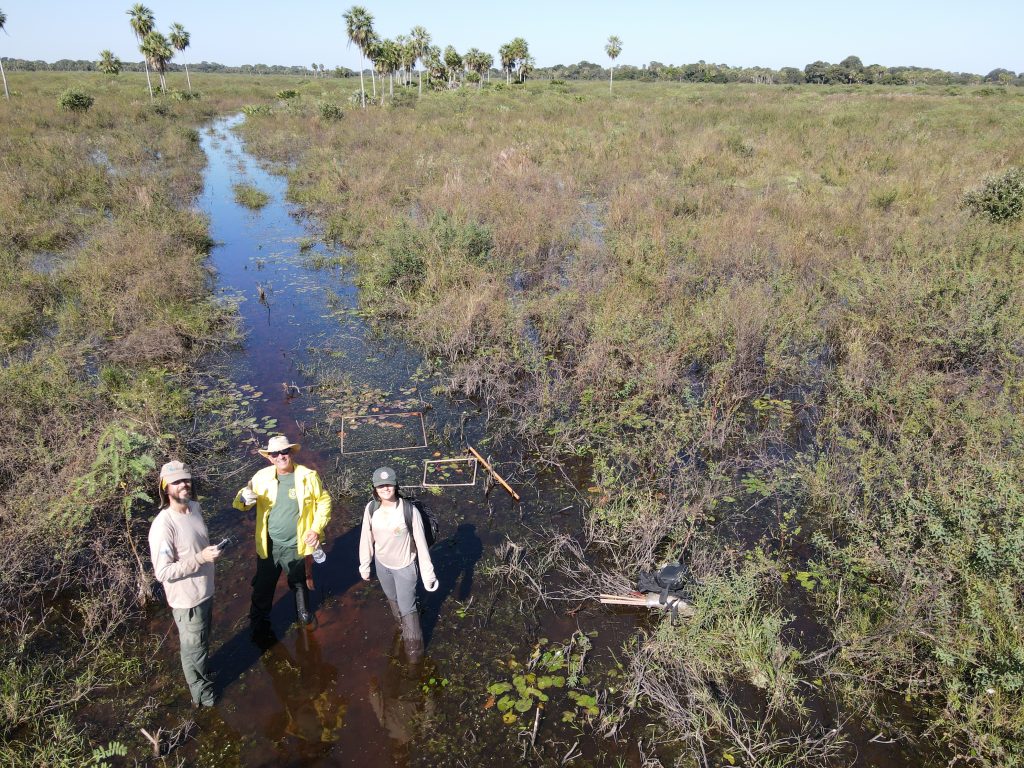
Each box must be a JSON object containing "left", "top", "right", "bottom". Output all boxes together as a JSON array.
[{"left": 467, "top": 445, "right": 520, "bottom": 501}]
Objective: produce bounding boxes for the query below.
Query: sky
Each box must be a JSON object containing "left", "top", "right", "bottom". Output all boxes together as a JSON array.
[{"left": 0, "top": 1, "right": 1020, "bottom": 75}]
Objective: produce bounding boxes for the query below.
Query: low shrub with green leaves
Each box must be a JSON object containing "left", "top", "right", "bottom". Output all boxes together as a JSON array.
[
  {"left": 58, "top": 88, "right": 94, "bottom": 112},
  {"left": 963, "top": 166, "right": 1024, "bottom": 221},
  {"left": 317, "top": 101, "right": 343, "bottom": 121}
]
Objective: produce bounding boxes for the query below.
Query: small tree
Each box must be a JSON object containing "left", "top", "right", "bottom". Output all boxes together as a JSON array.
[
  {"left": 98, "top": 49, "right": 122, "bottom": 75},
  {"left": 443, "top": 45, "right": 462, "bottom": 87},
  {"left": 605, "top": 35, "right": 622, "bottom": 91},
  {"left": 59, "top": 88, "right": 94, "bottom": 112}
]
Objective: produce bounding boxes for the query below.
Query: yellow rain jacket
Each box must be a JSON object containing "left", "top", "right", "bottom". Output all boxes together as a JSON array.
[{"left": 233, "top": 464, "right": 331, "bottom": 558}]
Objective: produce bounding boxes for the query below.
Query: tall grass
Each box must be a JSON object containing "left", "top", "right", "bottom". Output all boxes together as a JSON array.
[
  {"left": 0, "top": 71, "right": 306, "bottom": 762},
  {"left": 237, "top": 80, "right": 1024, "bottom": 764}
]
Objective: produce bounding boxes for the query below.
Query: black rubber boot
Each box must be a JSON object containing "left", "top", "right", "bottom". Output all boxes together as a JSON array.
[
  {"left": 294, "top": 583, "right": 315, "bottom": 628},
  {"left": 400, "top": 611, "right": 424, "bottom": 665}
]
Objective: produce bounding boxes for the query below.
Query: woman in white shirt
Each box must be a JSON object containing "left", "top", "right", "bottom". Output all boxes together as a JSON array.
[{"left": 358, "top": 466, "right": 438, "bottom": 663}]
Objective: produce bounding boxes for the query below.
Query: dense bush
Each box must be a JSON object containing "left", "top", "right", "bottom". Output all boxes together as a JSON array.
[
  {"left": 276, "top": 89, "right": 299, "bottom": 99},
  {"left": 317, "top": 101, "right": 343, "bottom": 121},
  {"left": 58, "top": 88, "right": 93, "bottom": 112},
  {"left": 963, "top": 167, "right": 1024, "bottom": 221}
]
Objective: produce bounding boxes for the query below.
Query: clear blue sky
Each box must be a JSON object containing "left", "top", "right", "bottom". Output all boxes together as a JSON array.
[{"left": 1, "top": 1, "right": 1020, "bottom": 75}]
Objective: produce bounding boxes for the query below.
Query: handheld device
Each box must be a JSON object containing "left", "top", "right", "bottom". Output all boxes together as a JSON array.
[{"left": 216, "top": 537, "right": 231, "bottom": 551}]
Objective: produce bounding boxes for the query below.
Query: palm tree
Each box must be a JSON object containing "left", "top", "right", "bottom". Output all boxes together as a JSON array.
[
  {"left": 98, "top": 49, "right": 122, "bottom": 76},
  {"left": 0, "top": 8, "right": 9, "bottom": 100},
  {"left": 605, "top": 35, "right": 622, "bottom": 91},
  {"left": 409, "top": 25, "right": 430, "bottom": 96},
  {"left": 373, "top": 38, "right": 400, "bottom": 103},
  {"left": 141, "top": 30, "right": 172, "bottom": 92},
  {"left": 168, "top": 23, "right": 191, "bottom": 93},
  {"left": 343, "top": 5, "right": 374, "bottom": 108},
  {"left": 443, "top": 46, "right": 462, "bottom": 88},
  {"left": 127, "top": 3, "right": 156, "bottom": 100},
  {"left": 499, "top": 43, "right": 514, "bottom": 84}
]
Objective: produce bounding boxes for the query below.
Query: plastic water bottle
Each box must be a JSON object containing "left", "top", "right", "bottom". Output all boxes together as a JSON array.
[{"left": 312, "top": 546, "right": 326, "bottom": 564}]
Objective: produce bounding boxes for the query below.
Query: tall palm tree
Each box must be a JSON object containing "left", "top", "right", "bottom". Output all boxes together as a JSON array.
[
  {"left": 409, "top": 25, "right": 430, "bottom": 96},
  {"left": 343, "top": 5, "right": 374, "bottom": 108},
  {"left": 443, "top": 46, "right": 462, "bottom": 88},
  {"left": 141, "top": 30, "right": 172, "bottom": 91},
  {"left": 499, "top": 43, "right": 514, "bottom": 84},
  {"left": 98, "top": 49, "right": 122, "bottom": 75},
  {"left": 0, "top": 8, "right": 9, "bottom": 100},
  {"left": 168, "top": 23, "right": 191, "bottom": 93},
  {"left": 373, "top": 38, "right": 400, "bottom": 103},
  {"left": 605, "top": 35, "right": 622, "bottom": 92},
  {"left": 127, "top": 3, "right": 155, "bottom": 100}
]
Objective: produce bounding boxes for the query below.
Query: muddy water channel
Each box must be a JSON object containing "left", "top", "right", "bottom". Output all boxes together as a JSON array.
[{"left": 130, "top": 115, "right": 634, "bottom": 767}]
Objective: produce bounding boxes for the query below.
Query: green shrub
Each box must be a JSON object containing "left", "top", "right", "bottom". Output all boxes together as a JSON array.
[
  {"left": 58, "top": 89, "right": 94, "bottom": 113},
  {"left": 317, "top": 102, "right": 344, "bottom": 121},
  {"left": 276, "top": 89, "right": 299, "bottom": 100},
  {"left": 169, "top": 89, "right": 200, "bottom": 102},
  {"left": 241, "top": 103, "right": 272, "bottom": 117},
  {"left": 389, "top": 89, "right": 417, "bottom": 109},
  {"left": 962, "top": 167, "right": 1024, "bottom": 222}
]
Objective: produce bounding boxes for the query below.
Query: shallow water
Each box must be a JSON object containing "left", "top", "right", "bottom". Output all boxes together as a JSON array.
[{"left": 132, "top": 115, "right": 615, "bottom": 767}]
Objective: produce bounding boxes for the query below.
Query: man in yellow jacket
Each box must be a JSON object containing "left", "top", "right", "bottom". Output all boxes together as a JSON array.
[{"left": 234, "top": 435, "right": 331, "bottom": 636}]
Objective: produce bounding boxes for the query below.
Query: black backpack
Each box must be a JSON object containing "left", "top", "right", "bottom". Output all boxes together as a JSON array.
[
  {"left": 369, "top": 495, "right": 438, "bottom": 549},
  {"left": 637, "top": 562, "right": 694, "bottom": 623}
]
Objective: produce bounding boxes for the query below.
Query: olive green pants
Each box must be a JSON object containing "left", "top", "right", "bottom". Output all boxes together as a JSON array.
[{"left": 172, "top": 598, "right": 215, "bottom": 706}]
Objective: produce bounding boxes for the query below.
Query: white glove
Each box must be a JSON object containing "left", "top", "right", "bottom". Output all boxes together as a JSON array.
[
  {"left": 239, "top": 487, "right": 257, "bottom": 505},
  {"left": 425, "top": 578, "right": 439, "bottom": 592}
]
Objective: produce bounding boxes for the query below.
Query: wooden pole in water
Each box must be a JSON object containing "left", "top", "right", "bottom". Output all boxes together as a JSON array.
[{"left": 467, "top": 445, "right": 520, "bottom": 501}]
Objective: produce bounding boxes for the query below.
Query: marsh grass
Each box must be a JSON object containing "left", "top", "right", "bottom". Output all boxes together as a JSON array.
[
  {"left": 236, "top": 80, "right": 1024, "bottom": 764},
  {"left": 232, "top": 181, "right": 271, "bottom": 209},
  {"left": 0, "top": 71, "right": 303, "bottom": 762}
]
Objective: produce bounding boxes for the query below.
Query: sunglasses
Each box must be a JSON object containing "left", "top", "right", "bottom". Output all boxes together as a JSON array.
[{"left": 268, "top": 450, "right": 291, "bottom": 457}]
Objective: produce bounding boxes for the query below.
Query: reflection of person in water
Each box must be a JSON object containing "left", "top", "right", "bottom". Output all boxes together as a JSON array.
[
  {"left": 261, "top": 630, "right": 346, "bottom": 748},
  {"left": 359, "top": 467, "right": 438, "bottom": 664},
  {"left": 368, "top": 660, "right": 436, "bottom": 745}
]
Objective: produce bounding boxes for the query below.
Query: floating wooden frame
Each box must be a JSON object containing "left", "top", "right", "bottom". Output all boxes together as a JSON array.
[
  {"left": 339, "top": 411, "right": 428, "bottom": 455},
  {"left": 422, "top": 457, "right": 478, "bottom": 488}
]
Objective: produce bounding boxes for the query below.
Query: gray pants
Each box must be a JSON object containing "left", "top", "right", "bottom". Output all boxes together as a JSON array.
[
  {"left": 375, "top": 559, "right": 419, "bottom": 616},
  {"left": 172, "top": 598, "right": 214, "bottom": 706}
]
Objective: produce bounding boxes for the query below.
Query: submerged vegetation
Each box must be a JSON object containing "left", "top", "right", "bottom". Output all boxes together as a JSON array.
[{"left": 236, "top": 79, "right": 1024, "bottom": 765}]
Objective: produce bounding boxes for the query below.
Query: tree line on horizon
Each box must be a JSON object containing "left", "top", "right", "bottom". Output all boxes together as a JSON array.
[{"left": 2, "top": 54, "right": 1020, "bottom": 89}]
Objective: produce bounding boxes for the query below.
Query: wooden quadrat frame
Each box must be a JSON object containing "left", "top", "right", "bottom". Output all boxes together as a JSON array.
[
  {"left": 422, "top": 457, "right": 478, "bottom": 487},
  {"left": 340, "top": 411, "right": 427, "bottom": 455}
]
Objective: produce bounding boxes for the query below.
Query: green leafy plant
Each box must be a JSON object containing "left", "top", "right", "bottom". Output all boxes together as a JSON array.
[
  {"left": 962, "top": 167, "right": 1024, "bottom": 222},
  {"left": 59, "top": 89, "right": 94, "bottom": 112}
]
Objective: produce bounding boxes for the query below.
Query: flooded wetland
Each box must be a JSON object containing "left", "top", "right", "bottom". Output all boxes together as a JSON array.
[{"left": 2, "top": 72, "right": 1023, "bottom": 768}]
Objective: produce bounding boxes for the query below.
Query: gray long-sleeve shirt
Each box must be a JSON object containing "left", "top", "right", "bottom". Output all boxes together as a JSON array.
[{"left": 148, "top": 500, "right": 214, "bottom": 609}]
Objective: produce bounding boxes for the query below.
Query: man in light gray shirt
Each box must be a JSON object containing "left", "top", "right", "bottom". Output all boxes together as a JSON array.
[{"left": 148, "top": 461, "right": 222, "bottom": 708}]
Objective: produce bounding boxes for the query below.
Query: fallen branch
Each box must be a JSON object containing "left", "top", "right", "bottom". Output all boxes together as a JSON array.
[{"left": 468, "top": 445, "right": 520, "bottom": 501}]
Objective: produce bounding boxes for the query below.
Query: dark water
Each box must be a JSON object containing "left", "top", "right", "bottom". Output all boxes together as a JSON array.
[{"left": 132, "top": 115, "right": 609, "bottom": 767}]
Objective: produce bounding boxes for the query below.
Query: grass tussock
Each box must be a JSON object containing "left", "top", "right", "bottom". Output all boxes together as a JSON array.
[
  {"left": 232, "top": 181, "right": 271, "bottom": 209},
  {"left": 237, "top": 80, "right": 1024, "bottom": 764}
]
